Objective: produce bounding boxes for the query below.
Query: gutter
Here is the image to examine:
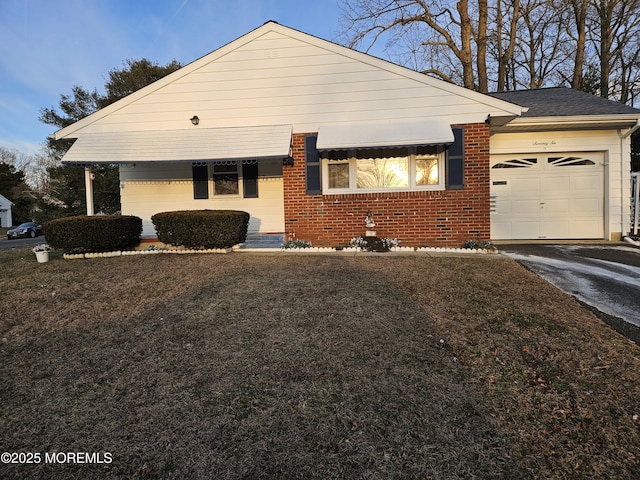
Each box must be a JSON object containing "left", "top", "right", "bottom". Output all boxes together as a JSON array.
[{"left": 618, "top": 119, "right": 640, "bottom": 242}]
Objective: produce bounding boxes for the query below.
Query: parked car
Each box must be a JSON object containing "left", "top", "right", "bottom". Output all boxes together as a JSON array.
[{"left": 6, "top": 222, "right": 43, "bottom": 239}]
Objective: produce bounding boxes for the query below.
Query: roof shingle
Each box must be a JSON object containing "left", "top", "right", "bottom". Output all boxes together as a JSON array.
[{"left": 488, "top": 87, "right": 640, "bottom": 117}]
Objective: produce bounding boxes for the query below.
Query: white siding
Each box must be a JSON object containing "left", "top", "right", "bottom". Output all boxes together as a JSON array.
[
  {"left": 491, "top": 129, "right": 632, "bottom": 240},
  {"left": 0, "top": 195, "right": 12, "bottom": 227},
  {"left": 70, "top": 29, "right": 520, "bottom": 136},
  {"left": 119, "top": 161, "right": 284, "bottom": 237}
]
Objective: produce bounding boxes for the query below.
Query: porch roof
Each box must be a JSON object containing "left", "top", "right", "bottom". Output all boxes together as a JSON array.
[
  {"left": 60, "top": 125, "right": 293, "bottom": 164},
  {"left": 315, "top": 119, "right": 455, "bottom": 151}
]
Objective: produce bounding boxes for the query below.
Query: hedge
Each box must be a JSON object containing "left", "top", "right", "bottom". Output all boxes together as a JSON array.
[
  {"left": 151, "top": 210, "right": 249, "bottom": 249},
  {"left": 44, "top": 215, "right": 142, "bottom": 253}
]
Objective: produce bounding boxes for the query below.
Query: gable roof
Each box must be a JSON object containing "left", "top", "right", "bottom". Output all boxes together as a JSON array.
[
  {"left": 0, "top": 193, "right": 13, "bottom": 207},
  {"left": 488, "top": 87, "right": 640, "bottom": 132},
  {"left": 52, "top": 21, "right": 523, "bottom": 141}
]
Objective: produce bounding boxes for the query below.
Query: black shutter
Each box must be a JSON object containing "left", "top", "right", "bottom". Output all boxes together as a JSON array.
[
  {"left": 243, "top": 162, "right": 259, "bottom": 198},
  {"left": 446, "top": 127, "right": 464, "bottom": 190},
  {"left": 305, "top": 134, "right": 321, "bottom": 194},
  {"left": 192, "top": 164, "right": 209, "bottom": 199}
]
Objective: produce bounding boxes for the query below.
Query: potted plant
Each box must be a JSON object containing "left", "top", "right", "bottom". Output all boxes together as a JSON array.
[{"left": 32, "top": 243, "right": 51, "bottom": 263}]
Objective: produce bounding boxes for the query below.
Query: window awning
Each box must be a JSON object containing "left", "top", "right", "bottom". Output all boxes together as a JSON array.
[
  {"left": 316, "top": 120, "right": 454, "bottom": 151},
  {"left": 61, "top": 125, "right": 293, "bottom": 164}
]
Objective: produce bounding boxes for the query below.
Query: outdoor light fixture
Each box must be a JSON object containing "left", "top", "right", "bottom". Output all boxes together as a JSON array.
[{"left": 190, "top": 115, "right": 200, "bottom": 126}]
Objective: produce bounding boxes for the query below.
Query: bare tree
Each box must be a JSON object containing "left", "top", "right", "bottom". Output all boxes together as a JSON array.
[
  {"left": 588, "top": 0, "right": 640, "bottom": 101},
  {"left": 340, "top": 0, "right": 485, "bottom": 89},
  {"left": 514, "top": 0, "right": 570, "bottom": 89},
  {"left": 492, "top": 0, "right": 520, "bottom": 91},
  {"left": 339, "top": 0, "right": 640, "bottom": 103}
]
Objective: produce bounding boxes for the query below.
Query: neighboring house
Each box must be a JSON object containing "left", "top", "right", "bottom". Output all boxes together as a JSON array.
[
  {"left": 51, "top": 22, "right": 640, "bottom": 246},
  {"left": 0, "top": 193, "right": 13, "bottom": 228}
]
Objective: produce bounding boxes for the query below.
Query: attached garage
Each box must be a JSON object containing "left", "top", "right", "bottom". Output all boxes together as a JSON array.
[
  {"left": 489, "top": 88, "right": 640, "bottom": 241},
  {"left": 491, "top": 152, "right": 604, "bottom": 239}
]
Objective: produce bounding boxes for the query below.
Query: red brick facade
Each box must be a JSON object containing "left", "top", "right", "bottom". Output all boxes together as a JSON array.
[{"left": 283, "top": 122, "right": 490, "bottom": 247}]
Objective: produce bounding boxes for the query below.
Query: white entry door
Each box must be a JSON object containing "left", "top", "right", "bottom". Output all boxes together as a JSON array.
[{"left": 490, "top": 152, "right": 604, "bottom": 240}]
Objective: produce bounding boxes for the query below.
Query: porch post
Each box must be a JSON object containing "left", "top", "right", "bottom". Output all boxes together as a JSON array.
[
  {"left": 84, "top": 167, "right": 95, "bottom": 216},
  {"left": 633, "top": 173, "right": 639, "bottom": 236}
]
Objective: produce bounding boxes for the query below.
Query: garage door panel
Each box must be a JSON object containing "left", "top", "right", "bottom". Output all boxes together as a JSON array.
[
  {"left": 541, "top": 176, "right": 570, "bottom": 195},
  {"left": 512, "top": 199, "right": 543, "bottom": 214},
  {"left": 571, "top": 197, "right": 601, "bottom": 216},
  {"left": 493, "top": 199, "right": 512, "bottom": 215},
  {"left": 511, "top": 220, "right": 541, "bottom": 238},
  {"left": 572, "top": 173, "right": 602, "bottom": 193},
  {"left": 541, "top": 220, "right": 570, "bottom": 238},
  {"left": 543, "top": 198, "right": 570, "bottom": 215},
  {"left": 572, "top": 219, "right": 603, "bottom": 237},
  {"left": 491, "top": 152, "right": 604, "bottom": 240},
  {"left": 510, "top": 177, "right": 541, "bottom": 195},
  {"left": 491, "top": 220, "right": 514, "bottom": 239}
]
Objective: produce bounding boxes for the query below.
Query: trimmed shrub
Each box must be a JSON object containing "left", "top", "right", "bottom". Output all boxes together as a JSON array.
[
  {"left": 151, "top": 210, "right": 249, "bottom": 249},
  {"left": 44, "top": 215, "right": 142, "bottom": 253}
]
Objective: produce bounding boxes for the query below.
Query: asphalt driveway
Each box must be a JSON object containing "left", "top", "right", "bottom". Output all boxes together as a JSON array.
[
  {"left": 498, "top": 242, "right": 640, "bottom": 342},
  {"left": 0, "top": 236, "right": 45, "bottom": 250}
]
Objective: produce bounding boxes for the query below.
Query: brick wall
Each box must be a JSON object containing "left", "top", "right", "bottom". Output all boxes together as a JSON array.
[{"left": 283, "top": 123, "right": 490, "bottom": 247}]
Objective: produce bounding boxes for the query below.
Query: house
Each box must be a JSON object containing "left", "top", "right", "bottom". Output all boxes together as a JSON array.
[
  {"left": 0, "top": 193, "right": 13, "bottom": 228},
  {"left": 51, "top": 22, "right": 640, "bottom": 246}
]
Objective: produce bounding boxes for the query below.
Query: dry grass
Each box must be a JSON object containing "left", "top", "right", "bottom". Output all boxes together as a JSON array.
[{"left": 1, "top": 249, "right": 639, "bottom": 479}]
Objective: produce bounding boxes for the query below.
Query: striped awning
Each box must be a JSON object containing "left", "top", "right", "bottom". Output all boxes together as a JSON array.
[
  {"left": 61, "top": 125, "right": 293, "bottom": 164},
  {"left": 316, "top": 120, "right": 454, "bottom": 150}
]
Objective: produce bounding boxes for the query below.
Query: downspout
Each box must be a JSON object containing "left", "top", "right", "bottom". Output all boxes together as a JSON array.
[
  {"left": 618, "top": 119, "right": 640, "bottom": 240},
  {"left": 84, "top": 167, "right": 95, "bottom": 216}
]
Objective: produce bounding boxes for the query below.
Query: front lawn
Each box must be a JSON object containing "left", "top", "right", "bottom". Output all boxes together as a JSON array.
[{"left": 1, "top": 250, "right": 638, "bottom": 479}]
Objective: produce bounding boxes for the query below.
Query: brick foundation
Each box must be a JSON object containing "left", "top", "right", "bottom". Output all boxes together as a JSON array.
[{"left": 283, "top": 123, "right": 490, "bottom": 247}]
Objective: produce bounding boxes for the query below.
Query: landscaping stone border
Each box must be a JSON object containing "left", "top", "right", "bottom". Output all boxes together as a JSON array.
[{"left": 63, "top": 246, "right": 496, "bottom": 259}]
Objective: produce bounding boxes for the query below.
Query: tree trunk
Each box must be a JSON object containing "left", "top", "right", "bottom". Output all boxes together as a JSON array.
[
  {"left": 597, "top": 0, "right": 616, "bottom": 98},
  {"left": 571, "top": 0, "right": 589, "bottom": 89},
  {"left": 457, "top": 0, "right": 475, "bottom": 90},
  {"left": 476, "top": 0, "right": 489, "bottom": 92}
]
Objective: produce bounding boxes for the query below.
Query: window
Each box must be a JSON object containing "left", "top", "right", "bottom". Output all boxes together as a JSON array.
[
  {"left": 548, "top": 156, "right": 596, "bottom": 166},
  {"left": 355, "top": 148, "right": 409, "bottom": 189},
  {"left": 192, "top": 163, "right": 209, "bottom": 199},
  {"left": 416, "top": 146, "right": 440, "bottom": 185},
  {"left": 492, "top": 157, "right": 538, "bottom": 169},
  {"left": 305, "top": 134, "right": 322, "bottom": 194},
  {"left": 242, "top": 162, "right": 259, "bottom": 198},
  {"left": 213, "top": 163, "right": 239, "bottom": 195},
  {"left": 322, "top": 146, "right": 445, "bottom": 193},
  {"left": 327, "top": 150, "right": 349, "bottom": 189}
]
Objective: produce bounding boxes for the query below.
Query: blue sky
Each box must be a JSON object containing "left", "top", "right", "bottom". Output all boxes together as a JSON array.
[{"left": 0, "top": 0, "right": 381, "bottom": 156}]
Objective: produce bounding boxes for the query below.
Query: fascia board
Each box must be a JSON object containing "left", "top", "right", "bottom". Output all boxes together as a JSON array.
[{"left": 491, "top": 114, "right": 640, "bottom": 133}]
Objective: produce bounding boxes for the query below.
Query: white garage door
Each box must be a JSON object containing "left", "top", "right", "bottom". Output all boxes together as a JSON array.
[{"left": 490, "top": 152, "right": 604, "bottom": 240}]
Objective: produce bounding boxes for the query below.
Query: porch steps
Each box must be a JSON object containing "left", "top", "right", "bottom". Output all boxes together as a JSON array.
[{"left": 238, "top": 233, "right": 284, "bottom": 249}]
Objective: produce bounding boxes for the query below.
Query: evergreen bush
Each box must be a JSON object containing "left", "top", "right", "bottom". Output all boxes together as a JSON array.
[
  {"left": 151, "top": 210, "right": 249, "bottom": 249},
  {"left": 44, "top": 215, "right": 142, "bottom": 253}
]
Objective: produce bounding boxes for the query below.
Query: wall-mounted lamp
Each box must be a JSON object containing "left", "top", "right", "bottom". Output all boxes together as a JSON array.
[{"left": 190, "top": 115, "right": 200, "bottom": 126}]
